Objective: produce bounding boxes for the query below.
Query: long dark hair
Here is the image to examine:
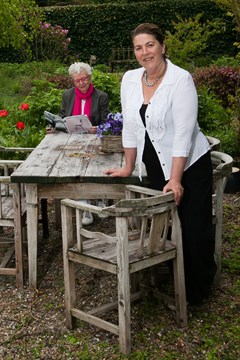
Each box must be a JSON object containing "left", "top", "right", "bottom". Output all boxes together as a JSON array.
[{"left": 131, "top": 23, "right": 167, "bottom": 59}]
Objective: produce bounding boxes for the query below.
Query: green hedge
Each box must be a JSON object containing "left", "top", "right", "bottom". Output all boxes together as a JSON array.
[
  {"left": 0, "top": 0, "right": 236, "bottom": 64},
  {"left": 42, "top": 0, "right": 236, "bottom": 64}
]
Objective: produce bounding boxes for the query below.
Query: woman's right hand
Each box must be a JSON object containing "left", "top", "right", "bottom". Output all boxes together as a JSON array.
[
  {"left": 104, "top": 167, "right": 132, "bottom": 177},
  {"left": 104, "top": 148, "right": 136, "bottom": 177}
]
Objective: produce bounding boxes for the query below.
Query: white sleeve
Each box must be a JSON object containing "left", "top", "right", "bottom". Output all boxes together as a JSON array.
[
  {"left": 121, "top": 72, "right": 138, "bottom": 148},
  {"left": 171, "top": 73, "right": 198, "bottom": 157}
]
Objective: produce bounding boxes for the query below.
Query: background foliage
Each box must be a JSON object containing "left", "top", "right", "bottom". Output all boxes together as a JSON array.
[
  {"left": 0, "top": 59, "right": 239, "bottom": 157},
  {"left": 42, "top": 0, "right": 236, "bottom": 65},
  {"left": 0, "top": 0, "right": 237, "bottom": 64},
  {"left": 0, "top": 0, "right": 239, "bottom": 158},
  {"left": 0, "top": 0, "right": 43, "bottom": 58}
]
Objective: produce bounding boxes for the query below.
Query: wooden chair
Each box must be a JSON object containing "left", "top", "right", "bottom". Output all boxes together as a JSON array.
[
  {"left": 0, "top": 160, "right": 26, "bottom": 286},
  {"left": 0, "top": 146, "right": 49, "bottom": 237},
  {"left": 211, "top": 151, "right": 233, "bottom": 283},
  {"left": 61, "top": 185, "right": 187, "bottom": 355}
]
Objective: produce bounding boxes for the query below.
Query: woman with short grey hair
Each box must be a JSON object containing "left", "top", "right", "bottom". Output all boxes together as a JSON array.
[
  {"left": 68, "top": 62, "right": 92, "bottom": 77},
  {"left": 59, "top": 62, "right": 110, "bottom": 225},
  {"left": 59, "top": 61, "right": 109, "bottom": 129}
]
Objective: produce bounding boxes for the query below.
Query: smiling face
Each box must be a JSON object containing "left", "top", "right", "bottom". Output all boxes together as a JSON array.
[
  {"left": 133, "top": 33, "right": 166, "bottom": 74},
  {"left": 72, "top": 71, "right": 91, "bottom": 93}
]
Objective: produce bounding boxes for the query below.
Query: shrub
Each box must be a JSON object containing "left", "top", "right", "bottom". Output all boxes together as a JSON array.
[
  {"left": 91, "top": 69, "right": 121, "bottom": 112},
  {"left": 212, "top": 55, "right": 240, "bottom": 68},
  {"left": 165, "top": 13, "right": 225, "bottom": 70},
  {"left": 23, "top": 80, "right": 64, "bottom": 123},
  {"left": 197, "top": 87, "right": 239, "bottom": 156},
  {"left": 32, "top": 22, "right": 71, "bottom": 62},
  {"left": 193, "top": 65, "right": 240, "bottom": 108},
  {"left": 47, "top": 74, "right": 72, "bottom": 89},
  {"left": 0, "top": 102, "right": 46, "bottom": 148}
]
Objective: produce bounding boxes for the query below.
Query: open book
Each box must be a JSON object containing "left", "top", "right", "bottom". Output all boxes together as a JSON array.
[{"left": 44, "top": 111, "right": 92, "bottom": 134}]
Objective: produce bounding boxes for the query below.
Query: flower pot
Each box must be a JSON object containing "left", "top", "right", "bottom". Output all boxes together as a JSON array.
[{"left": 100, "top": 135, "right": 123, "bottom": 153}]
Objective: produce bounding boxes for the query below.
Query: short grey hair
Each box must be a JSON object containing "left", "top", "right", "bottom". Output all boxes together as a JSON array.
[{"left": 68, "top": 62, "right": 92, "bottom": 77}]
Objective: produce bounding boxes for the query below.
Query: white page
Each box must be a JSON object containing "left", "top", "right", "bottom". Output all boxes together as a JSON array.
[{"left": 63, "top": 115, "right": 92, "bottom": 134}]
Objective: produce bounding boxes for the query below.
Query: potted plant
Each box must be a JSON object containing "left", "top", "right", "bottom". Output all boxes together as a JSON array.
[{"left": 97, "top": 112, "right": 123, "bottom": 153}]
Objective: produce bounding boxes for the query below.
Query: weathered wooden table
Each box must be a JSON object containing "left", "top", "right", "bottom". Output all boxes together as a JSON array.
[{"left": 11, "top": 133, "right": 147, "bottom": 288}]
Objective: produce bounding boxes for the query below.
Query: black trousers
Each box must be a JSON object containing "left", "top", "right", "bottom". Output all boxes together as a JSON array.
[
  {"left": 143, "top": 150, "right": 217, "bottom": 305},
  {"left": 178, "top": 152, "right": 217, "bottom": 304}
]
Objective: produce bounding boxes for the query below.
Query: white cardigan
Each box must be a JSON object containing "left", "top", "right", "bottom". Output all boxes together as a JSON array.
[{"left": 121, "top": 59, "right": 210, "bottom": 180}]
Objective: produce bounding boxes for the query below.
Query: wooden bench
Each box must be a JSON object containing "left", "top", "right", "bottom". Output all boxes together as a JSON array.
[{"left": 109, "top": 47, "right": 137, "bottom": 72}]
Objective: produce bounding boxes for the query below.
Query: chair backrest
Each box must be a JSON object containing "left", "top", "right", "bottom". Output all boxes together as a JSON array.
[
  {"left": 0, "top": 147, "right": 34, "bottom": 160},
  {"left": 206, "top": 136, "right": 221, "bottom": 151},
  {"left": 102, "top": 185, "right": 176, "bottom": 258},
  {"left": 211, "top": 151, "right": 233, "bottom": 181},
  {"left": 0, "top": 148, "right": 33, "bottom": 221},
  {"left": 0, "top": 160, "right": 24, "bottom": 223}
]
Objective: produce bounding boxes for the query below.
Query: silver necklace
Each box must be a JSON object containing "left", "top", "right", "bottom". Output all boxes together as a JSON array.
[{"left": 143, "top": 62, "right": 167, "bottom": 87}]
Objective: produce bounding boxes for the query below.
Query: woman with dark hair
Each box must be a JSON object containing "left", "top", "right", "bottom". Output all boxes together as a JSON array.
[{"left": 105, "top": 23, "right": 216, "bottom": 306}]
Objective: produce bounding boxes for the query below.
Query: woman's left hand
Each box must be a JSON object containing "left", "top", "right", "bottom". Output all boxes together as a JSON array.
[{"left": 163, "top": 179, "right": 184, "bottom": 206}]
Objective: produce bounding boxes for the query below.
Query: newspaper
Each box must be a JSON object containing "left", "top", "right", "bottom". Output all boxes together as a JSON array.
[{"left": 44, "top": 111, "right": 92, "bottom": 134}]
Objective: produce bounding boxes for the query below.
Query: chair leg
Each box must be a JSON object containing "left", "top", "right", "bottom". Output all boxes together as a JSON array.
[
  {"left": 172, "top": 258, "right": 187, "bottom": 327},
  {"left": 116, "top": 217, "right": 131, "bottom": 355},
  {"left": 61, "top": 203, "right": 76, "bottom": 329},
  {"left": 13, "top": 183, "right": 24, "bottom": 287},
  {"left": 214, "top": 178, "right": 224, "bottom": 283},
  {"left": 171, "top": 208, "right": 187, "bottom": 327}
]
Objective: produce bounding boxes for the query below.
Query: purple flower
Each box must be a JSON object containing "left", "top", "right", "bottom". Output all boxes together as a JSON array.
[{"left": 97, "top": 113, "right": 123, "bottom": 138}]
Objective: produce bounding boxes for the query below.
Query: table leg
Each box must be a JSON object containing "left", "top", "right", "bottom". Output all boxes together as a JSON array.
[{"left": 26, "top": 184, "right": 39, "bottom": 288}]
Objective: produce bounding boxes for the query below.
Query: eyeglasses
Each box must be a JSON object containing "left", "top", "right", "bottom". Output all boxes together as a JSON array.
[{"left": 74, "top": 76, "right": 89, "bottom": 84}]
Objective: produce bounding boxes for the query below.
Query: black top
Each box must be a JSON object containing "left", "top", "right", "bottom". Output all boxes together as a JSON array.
[{"left": 140, "top": 104, "right": 166, "bottom": 190}]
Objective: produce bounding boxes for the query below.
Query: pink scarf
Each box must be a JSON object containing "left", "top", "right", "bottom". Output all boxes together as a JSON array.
[{"left": 72, "top": 83, "right": 94, "bottom": 120}]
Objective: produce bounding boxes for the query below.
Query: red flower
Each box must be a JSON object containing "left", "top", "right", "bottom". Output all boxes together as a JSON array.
[
  {"left": 16, "top": 121, "right": 25, "bottom": 130},
  {"left": 0, "top": 109, "right": 9, "bottom": 117},
  {"left": 19, "top": 103, "right": 29, "bottom": 110}
]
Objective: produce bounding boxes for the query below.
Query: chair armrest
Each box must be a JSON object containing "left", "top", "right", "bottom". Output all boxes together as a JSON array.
[
  {"left": 211, "top": 151, "right": 233, "bottom": 179},
  {"left": 0, "top": 176, "right": 11, "bottom": 183},
  {"left": 61, "top": 198, "right": 110, "bottom": 216}
]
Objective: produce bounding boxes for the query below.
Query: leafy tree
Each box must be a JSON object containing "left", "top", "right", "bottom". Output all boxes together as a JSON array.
[
  {"left": 213, "top": 0, "right": 240, "bottom": 55},
  {"left": 0, "top": 0, "right": 43, "bottom": 56},
  {"left": 165, "top": 13, "right": 225, "bottom": 70},
  {"left": 214, "top": 0, "right": 240, "bottom": 30}
]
